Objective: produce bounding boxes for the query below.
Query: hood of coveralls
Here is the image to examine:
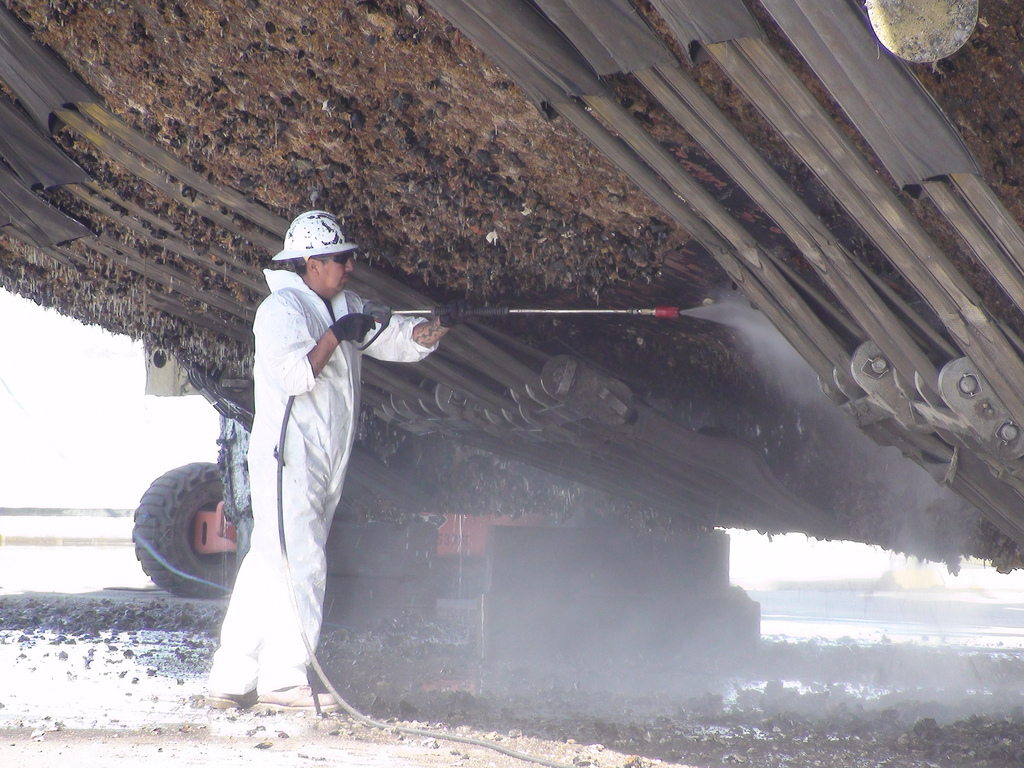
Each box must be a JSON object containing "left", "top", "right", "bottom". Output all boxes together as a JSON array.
[{"left": 263, "top": 268, "right": 307, "bottom": 294}]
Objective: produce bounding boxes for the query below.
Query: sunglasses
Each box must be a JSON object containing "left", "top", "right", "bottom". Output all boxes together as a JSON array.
[{"left": 311, "top": 252, "right": 354, "bottom": 265}]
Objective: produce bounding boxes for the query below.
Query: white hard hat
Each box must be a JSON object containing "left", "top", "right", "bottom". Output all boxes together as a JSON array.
[{"left": 272, "top": 210, "right": 359, "bottom": 261}]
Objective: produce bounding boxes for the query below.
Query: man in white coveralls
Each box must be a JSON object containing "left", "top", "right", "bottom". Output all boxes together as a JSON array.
[{"left": 207, "top": 210, "right": 460, "bottom": 711}]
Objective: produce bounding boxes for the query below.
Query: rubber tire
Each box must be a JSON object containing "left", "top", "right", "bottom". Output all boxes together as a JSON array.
[{"left": 133, "top": 462, "right": 237, "bottom": 598}]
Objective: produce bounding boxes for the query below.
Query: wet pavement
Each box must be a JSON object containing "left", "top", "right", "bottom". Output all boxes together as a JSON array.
[
  {"left": 2, "top": 625, "right": 210, "bottom": 729},
  {"left": 7, "top": 515, "right": 1024, "bottom": 767}
]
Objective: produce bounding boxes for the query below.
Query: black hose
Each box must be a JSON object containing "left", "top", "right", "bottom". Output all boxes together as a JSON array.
[
  {"left": 356, "top": 314, "right": 391, "bottom": 351},
  {"left": 133, "top": 532, "right": 231, "bottom": 593},
  {"left": 273, "top": 394, "right": 574, "bottom": 768}
]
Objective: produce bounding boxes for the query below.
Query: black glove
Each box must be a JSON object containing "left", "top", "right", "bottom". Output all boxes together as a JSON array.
[
  {"left": 330, "top": 313, "right": 376, "bottom": 343},
  {"left": 435, "top": 299, "right": 469, "bottom": 328}
]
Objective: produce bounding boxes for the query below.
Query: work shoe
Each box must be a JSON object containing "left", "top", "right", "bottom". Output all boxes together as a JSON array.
[
  {"left": 256, "top": 685, "right": 340, "bottom": 713},
  {"left": 207, "top": 689, "right": 258, "bottom": 710}
]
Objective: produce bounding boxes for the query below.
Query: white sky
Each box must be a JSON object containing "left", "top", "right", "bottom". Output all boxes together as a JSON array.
[{"left": 0, "top": 288, "right": 219, "bottom": 509}]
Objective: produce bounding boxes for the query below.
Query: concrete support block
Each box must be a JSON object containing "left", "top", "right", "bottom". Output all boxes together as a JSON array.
[{"left": 482, "top": 525, "right": 759, "bottom": 665}]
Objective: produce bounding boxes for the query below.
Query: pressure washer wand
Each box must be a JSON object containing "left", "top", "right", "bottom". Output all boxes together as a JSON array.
[{"left": 392, "top": 305, "right": 684, "bottom": 318}]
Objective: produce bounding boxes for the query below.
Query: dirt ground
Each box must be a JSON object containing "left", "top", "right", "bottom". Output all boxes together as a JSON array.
[{"left": 4, "top": 590, "right": 1024, "bottom": 768}]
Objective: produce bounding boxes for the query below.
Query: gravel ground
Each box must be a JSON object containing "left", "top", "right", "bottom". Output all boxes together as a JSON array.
[{"left": 4, "top": 591, "right": 1024, "bottom": 768}]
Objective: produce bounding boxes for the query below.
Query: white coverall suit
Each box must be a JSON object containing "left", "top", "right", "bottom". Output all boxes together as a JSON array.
[{"left": 208, "top": 269, "right": 436, "bottom": 696}]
